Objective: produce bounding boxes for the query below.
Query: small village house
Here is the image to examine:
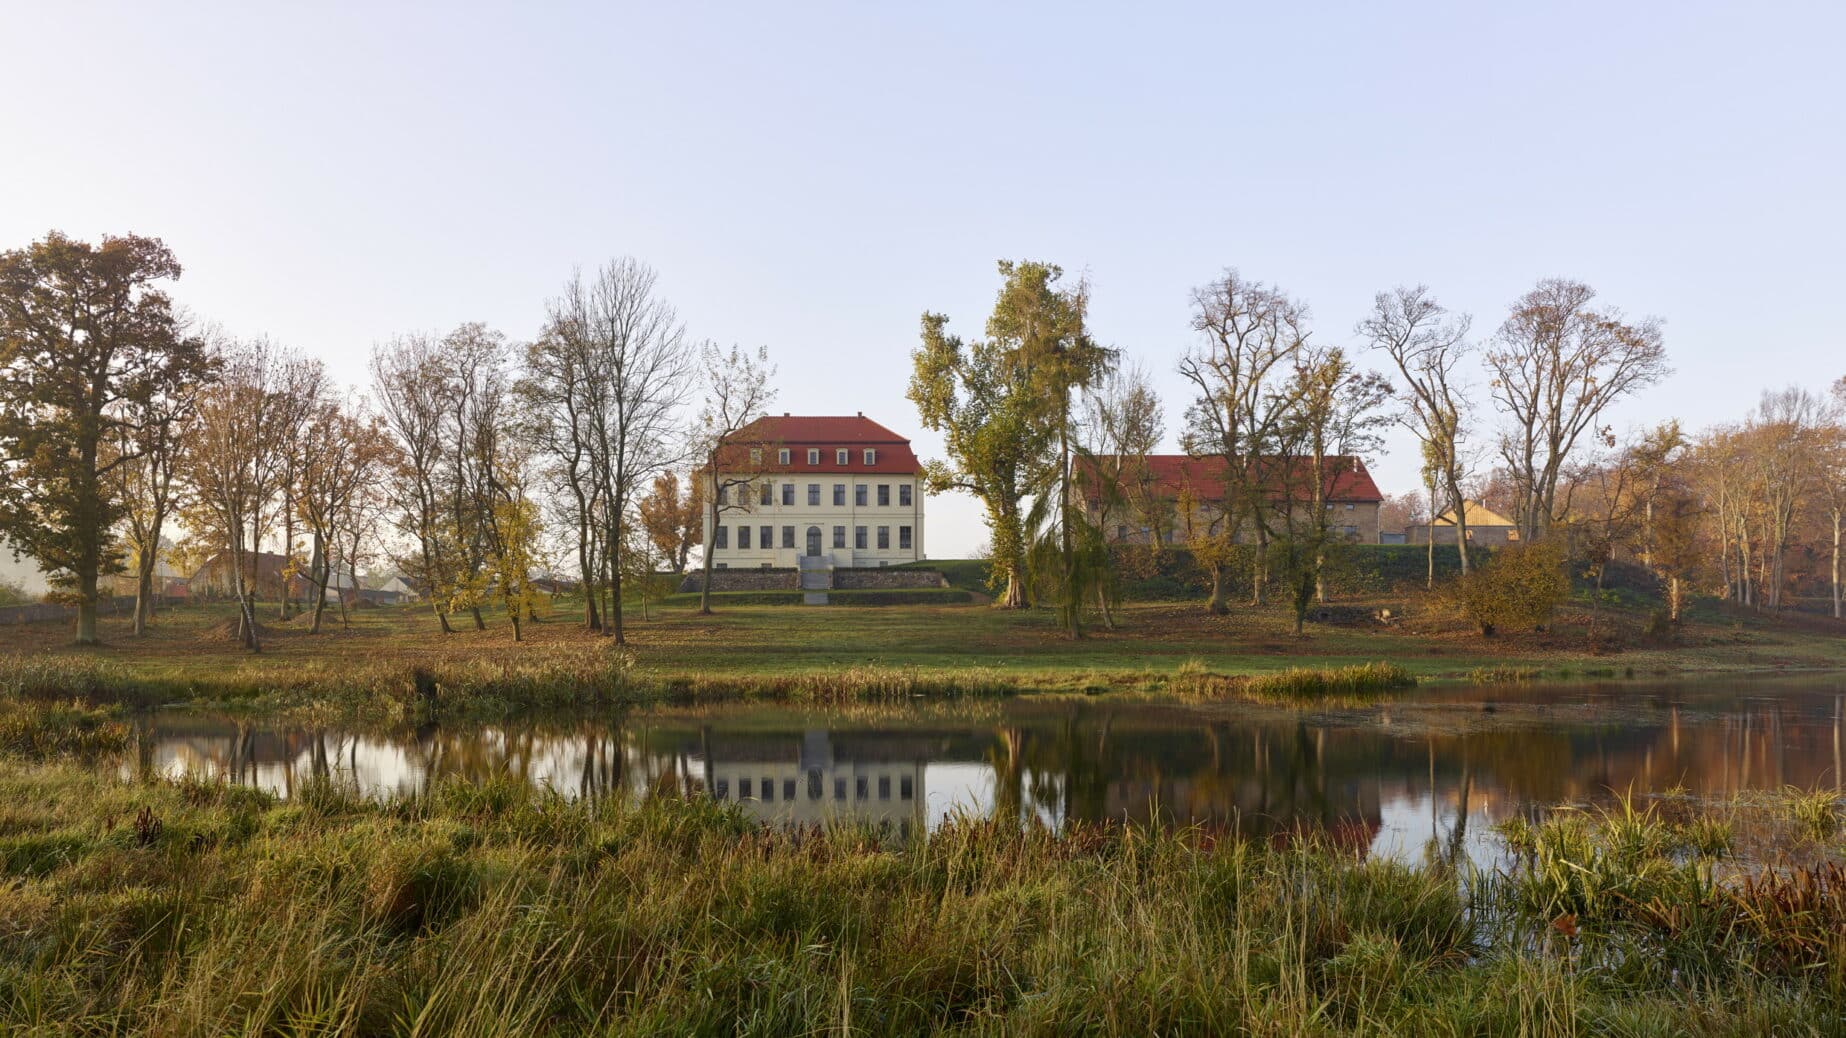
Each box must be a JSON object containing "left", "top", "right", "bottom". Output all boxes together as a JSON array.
[{"left": 1405, "top": 500, "right": 1520, "bottom": 547}]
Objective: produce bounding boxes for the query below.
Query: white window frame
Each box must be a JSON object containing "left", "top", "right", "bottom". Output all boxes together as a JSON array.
[
  {"left": 777, "top": 448, "right": 790, "bottom": 465},
  {"left": 807, "top": 448, "right": 820, "bottom": 464},
  {"left": 863, "top": 449, "right": 877, "bottom": 465},
  {"left": 749, "top": 448, "right": 762, "bottom": 465},
  {"left": 836, "top": 448, "right": 849, "bottom": 465}
]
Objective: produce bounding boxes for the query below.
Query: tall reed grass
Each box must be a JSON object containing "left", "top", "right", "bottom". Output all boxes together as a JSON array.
[{"left": 1, "top": 756, "right": 1839, "bottom": 1035}]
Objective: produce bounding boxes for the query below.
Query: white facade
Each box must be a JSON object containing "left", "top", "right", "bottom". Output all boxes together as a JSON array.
[{"left": 702, "top": 472, "right": 925, "bottom": 568}]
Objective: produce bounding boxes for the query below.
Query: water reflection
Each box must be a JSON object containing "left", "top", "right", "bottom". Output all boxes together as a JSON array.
[{"left": 125, "top": 680, "right": 1846, "bottom": 867}]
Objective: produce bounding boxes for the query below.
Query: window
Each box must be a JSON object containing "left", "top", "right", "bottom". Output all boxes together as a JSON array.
[
  {"left": 759, "top": 777, "right": 773, "bottom": 803},
  {"left": 760, "top": 482, "right": 773, "bottom": 506},
  {"left": 899, "top": 526, "right": 911, "bottom": 550},
  {"left": 864, "top": 449, "right": 877, "bottom": 465},
  {"left": 807, "top": 484, "right": 820, "bottom": 506},
  {"left": 739, "top": 777, "right": 752, "bottom": 799},
  {"left": 749, "top": 448, "right": 762, "bottom": 465},
  {"left": 1345, "top": 503, "right": 1355, "bottom": 511},
  {"left": 877, "top": 526, "right": 890, "bottom": 549},
  {"left": 854, "top": 526, "right": 867, "bottom": 549},
  {"left": 782, "top": 779, "right": 795, "bottom": 800},
  {"left": 854, "top": 484, "right": 867, "bottom": 507},
  {"left": 716, "top": 485, "right": 728, "bottom": 506},
  {"left": 781, "top": 483, "right": 794, "bottom": 506},
  {"left": 833, "top": 484, "right": 845, "bottom": 506},
  {"left": 899, "top": 775, "right": 913, "bottom": 800},
  {"left": 777, "top": 448, "right": 789, "bottom": 465},
  {"left": 833, "top": 778, "right": 846, "bottom": 800},
  {"left": 736, "top": 526, "right": 751, "bottom": 550},
  {"left": 714, "top": 562, "right": 727, "bottom": 569},
  {"left": 836, "top": 448, "right": 848, "bottom": 465},
  {"left": 781, "top": 526, "right": 795, "bottom": 549},
  {"left": 714, "top": 779, "right": 729, "bottom": 800},
  {"left": 832, "top": 525, "right": 846, "bottom": 548},
  {"left": 877, "top": 484, "right": 890, "bottom": 506},
  {"left": 1117, "top": 525, "right": 1129, "bottom": 541},
  {"left": 807, "top": 448, "right": 820, "bottom": 465},
  {"left": 714, "top": 526, "right": 729, "bottom": 549},
  {"left": 877, "top": 776, "right": 890, "bottom": 800},
  {"left": 899, "top": 485, "right": 912, "bottom": 507},
  {"left": 854, "top": 776, "right": 868, "bottom": 800},
  {"left": 759, "top": 525, "right": 772, "bottom": 549}
]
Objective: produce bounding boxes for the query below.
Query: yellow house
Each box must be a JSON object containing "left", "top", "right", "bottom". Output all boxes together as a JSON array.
[{"left": 1406, "top": 500, "right": 1520, "bottom": 546}]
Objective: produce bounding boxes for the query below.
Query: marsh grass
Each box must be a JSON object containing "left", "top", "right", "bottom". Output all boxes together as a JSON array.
[
  {"left": 0, "top": 697, "right": 129, "bottom": 757},
  {"left": 3, "top": 752, "right": 1841, "bottom": 1034}
]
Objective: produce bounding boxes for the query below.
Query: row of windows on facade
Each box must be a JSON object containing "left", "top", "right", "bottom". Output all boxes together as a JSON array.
[
  {"left": 715, "top": 524, "right": 912, "bottom": 550},
  {"left": 719, "top": 482, "right": 913, "bottom": 508},
  {"left": 713, "top": 772, "right": 915, "bottom": 802},
  {"left": 752, "top": 447, "right": 880, "bottom": 467}
]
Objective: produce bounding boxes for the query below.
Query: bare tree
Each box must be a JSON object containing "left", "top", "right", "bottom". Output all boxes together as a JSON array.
[
  {"left": 1361, "top": 285, "right": 1475, "bottom": 573},
  {"left": 1485, "top": 278, "right": 1669, "bottom": 540},
  {"left": 548, "top": 259, "right": 695, "bottom": 644},
  {"left": 271, "top": 355, "right": 328, "bottom": 619},
  {"left": 1178, "top": 269, "right": 1309, "bottom": 608},
  {"left": 694, "top": 342, "right": 777, "bottom": 615},
  {"left": 519, "top": 323, "right": 605, "bottom": 630},
  {"left": 111, "top": 314, "right": 208, "bottom": 635},
  {"left": 372, "top": 333, "right": 460, "bottom": 633},
  {"left": 182, "top": 338, "right": 288, "bottom": 651}
]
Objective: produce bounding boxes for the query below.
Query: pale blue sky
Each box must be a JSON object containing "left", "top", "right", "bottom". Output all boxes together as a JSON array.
[{"left": 5, "top": 2, "right": 1842, "bottom": 556}]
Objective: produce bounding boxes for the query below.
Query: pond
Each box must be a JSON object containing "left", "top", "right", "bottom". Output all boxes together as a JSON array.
[{"left": 120, "top": 676, "right": 1846, "bottom": 867}]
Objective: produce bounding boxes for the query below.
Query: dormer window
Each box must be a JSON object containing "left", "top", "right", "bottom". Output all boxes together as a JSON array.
[
  {"left": 777, "top": 448, "right": 790, "bottom": 465},
  {"left": 863, "top": 449, "right": 877, "bottom": 465},
  {"left": 836, "top": 449, "right": 849, "bottom": 465},
  {"left": 807, "top": 448, "right": 820, "bottom": 464}
]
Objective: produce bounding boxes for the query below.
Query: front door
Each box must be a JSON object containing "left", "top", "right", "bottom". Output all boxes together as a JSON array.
[{"left": 805, "top": 526, "right": 822, "bottom": 557}]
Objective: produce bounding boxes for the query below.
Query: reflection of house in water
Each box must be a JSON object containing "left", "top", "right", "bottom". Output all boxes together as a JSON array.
[{"left": 702, "top": 729, "right": 927, "bottom": 837}]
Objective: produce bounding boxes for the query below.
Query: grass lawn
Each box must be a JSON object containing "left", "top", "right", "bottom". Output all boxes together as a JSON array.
[{"left": 0, "top": 587, "right": 1842, "bottom": 709}]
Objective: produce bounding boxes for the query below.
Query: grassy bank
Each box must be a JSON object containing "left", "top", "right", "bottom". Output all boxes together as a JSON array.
[
  {"left": 0, "top": 755, "right": 1840, "bottom": 1035},
  {"left": 0, "top": 594, "right": 1841, "bottom": 716}
]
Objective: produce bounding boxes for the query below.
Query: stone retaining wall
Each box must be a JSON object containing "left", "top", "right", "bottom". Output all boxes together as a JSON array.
[
  {"left": 677, "top": 569, "right": 800, "bottom": 593},
  {"left": 830, "top": 568, "right": 947, "bottom": 590}
]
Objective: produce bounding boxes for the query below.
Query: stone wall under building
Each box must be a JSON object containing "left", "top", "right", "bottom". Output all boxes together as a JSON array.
[
  {"left": 677, "top": 569, "right": 800, "bottom": 593},
  {"left": 830, "top": 568, "right": 947, "bottom": 590}
]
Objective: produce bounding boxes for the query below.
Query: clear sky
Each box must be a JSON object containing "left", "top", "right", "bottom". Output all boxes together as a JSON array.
[{"left": 5, "top": 2, "right": 1842, "bottom": 557}]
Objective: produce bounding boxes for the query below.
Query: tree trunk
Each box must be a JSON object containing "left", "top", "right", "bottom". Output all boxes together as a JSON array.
[
  {"left": 133, "top": 552, "right": 156, "bottom": 637},
  {"left": 997, "top": 564, "right": 1027, "bottom": 608},
  {"left": 1096, "top": 584, "right": 1116, "bottom": 630},
  {"left": 1206, "top": 564, "right": 1228, "bottom": 615},
  {"left": 698, "top": 468, "right": 720, "bottom": 615},
  {"left": 1833, "top": 511, "right": 1842, "bottom": 620},
  {"left": 1250, "top": 526, "right": 1268, "bottom": 606},
  {"left": 75, "top": 569, "right": 99, "bottom": 646},
  {"left": 1448, "top": 474, "right": 1471, "bottom": 576}
]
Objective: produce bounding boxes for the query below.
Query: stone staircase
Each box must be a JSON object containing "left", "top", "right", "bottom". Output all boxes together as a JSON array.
[{"left": 797, "top": 555, "right": 831, "bottom": 604}]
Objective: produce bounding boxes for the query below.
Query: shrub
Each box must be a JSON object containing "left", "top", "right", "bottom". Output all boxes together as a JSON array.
[{"left": 1454, "top": 541, "right": 1568, "bottom": 637}]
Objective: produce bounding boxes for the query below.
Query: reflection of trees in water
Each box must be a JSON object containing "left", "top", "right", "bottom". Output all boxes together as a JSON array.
[{"left": 131, "top": 687, "right": 1846, "bottom": 848}]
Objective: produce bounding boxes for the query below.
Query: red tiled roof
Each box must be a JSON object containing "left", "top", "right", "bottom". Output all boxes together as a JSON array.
[
  {"left": 716, "top": 414, "right": 921, "bottom": 474},
  {"left": 1084, "top": 454, "right": 1383, "bottom": 503}
]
